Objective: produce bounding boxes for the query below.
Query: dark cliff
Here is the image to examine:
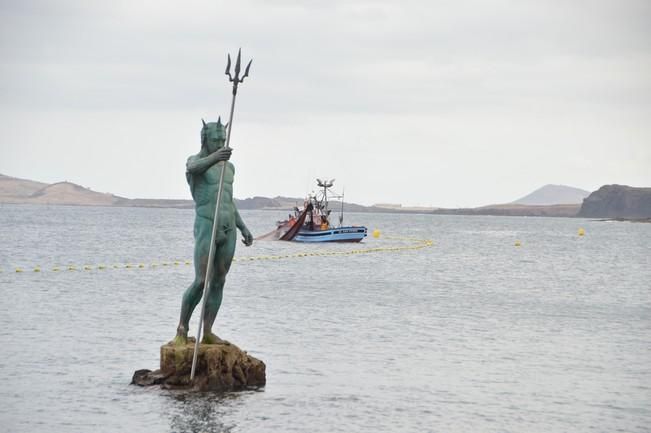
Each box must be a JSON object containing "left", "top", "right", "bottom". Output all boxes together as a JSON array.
[{"left": 578, "top": 185, "right": 651, "bottom": 219}]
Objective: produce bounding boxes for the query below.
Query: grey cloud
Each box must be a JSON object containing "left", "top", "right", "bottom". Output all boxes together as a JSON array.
[{"left": 2, "top": 0, "right": 650, "bottom": 113}]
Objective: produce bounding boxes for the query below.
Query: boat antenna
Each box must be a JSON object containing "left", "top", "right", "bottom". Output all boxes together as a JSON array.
[{"left": 339, "top": 187, "right": 345, "bottom": 227}]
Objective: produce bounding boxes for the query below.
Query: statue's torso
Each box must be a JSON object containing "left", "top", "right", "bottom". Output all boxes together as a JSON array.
[{"left": 189, "top": 159, "right": 236, "bottom": 226}]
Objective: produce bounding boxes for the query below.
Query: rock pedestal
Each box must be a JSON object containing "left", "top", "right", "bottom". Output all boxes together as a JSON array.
[{"left": 132, "top": 339, "right": 266, "bottom": 392}]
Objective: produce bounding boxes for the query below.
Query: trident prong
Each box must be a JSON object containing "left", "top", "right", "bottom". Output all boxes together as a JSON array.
[
  {"left": 234, "top": 48, "right": 241, "bottom": 77},
  {"left": 241, "top": 59, "right": 252, "bottom": 82},
  {"left": 225, "top": 54, "right": 232, "bottom": 80}
]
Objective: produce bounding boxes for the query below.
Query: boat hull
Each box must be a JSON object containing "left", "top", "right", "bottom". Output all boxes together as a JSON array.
[{"left": 293, "top": 226, "right": 367, "bottom": 243}]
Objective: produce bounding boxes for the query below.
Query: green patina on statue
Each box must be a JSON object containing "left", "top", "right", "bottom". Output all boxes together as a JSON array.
[{"left": 174, "top": 118, "right": 253, "bottom": 346}]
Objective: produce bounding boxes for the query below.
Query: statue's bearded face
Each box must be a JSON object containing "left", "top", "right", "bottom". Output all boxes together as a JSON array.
[{"left": 201, "top": 122, "right": 227, "bottom": 153}]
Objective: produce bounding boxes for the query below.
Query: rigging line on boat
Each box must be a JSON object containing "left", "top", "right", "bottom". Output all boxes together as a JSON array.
[{"left": 4, "top": 236, "right": 434, "bottom": 274}]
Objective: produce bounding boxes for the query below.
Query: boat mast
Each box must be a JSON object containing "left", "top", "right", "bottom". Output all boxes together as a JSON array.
[
  {"left": 339, "top": 188, "right": 345, "bottom": 227},
  {"left": 316, "top": 178, "right": 335, "bottom": 226}
]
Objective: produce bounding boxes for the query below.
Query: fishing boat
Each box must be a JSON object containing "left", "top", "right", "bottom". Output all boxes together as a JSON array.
[{"left": 260, "top": 179, "right": 367, "bottom": 243}]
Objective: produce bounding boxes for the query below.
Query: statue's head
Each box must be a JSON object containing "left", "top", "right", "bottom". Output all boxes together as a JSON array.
[{"left": 201, "top": 117, "right": 227, "bottom": 153}]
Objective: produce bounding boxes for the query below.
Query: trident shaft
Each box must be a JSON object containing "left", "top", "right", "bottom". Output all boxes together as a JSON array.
[{"left": 191, "top": 49, "right": 252, "bottom": 381}]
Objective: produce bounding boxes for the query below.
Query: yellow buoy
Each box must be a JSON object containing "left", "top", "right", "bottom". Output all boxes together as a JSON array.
[
  {"left": 372, "top": 229, "right": 381, "bottom": 238},
  {"left": 578, "top": 228, "right": 585, "bottom": 236},
  {"left": 514, "top": 240, "right": 522, "bottom": 247}
]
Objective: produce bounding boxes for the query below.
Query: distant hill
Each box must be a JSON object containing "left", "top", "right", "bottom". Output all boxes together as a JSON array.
[
  {"left": 235, "top": 196, "right": 304, "bottom": 210},
  {"left": 0, "top": 173, "right": 388, "bottom": 213},
  {"left": 513, "top": 184, "right": 590, "bottom": 205},
  {"left": 432, "top": 203, "right": 580, "bottom": 217},
  {"left": 578, "top": 185, "right": 651, "bottom": 219},
  {"left": 430, "top": 184, "right": 588, "bottom": 217},
  {"left": 9, "top": 173, "right": 645, "bottom": 219},
  {"left": 1, "top": 173, "right": 193, "bottom": 207},
  {"left": 432, "top": 184, "right": 651, "bottom": 219},
  {"left": 30, "top": 182, "right": 124, "bottom": 206},
  {"left": 1, "top": 174, "right": 125, "bottom": 206},
  {"left": 0, "top": 173, "right": 48, "bottom": 199}
]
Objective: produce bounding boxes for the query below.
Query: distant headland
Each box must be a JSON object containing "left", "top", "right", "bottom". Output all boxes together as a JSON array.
[
  {"left": 1, "top": 174, "right": 649, "bottom": 220},
  {"left": 577, "top": 185, "right": 651, "bottom": 219},
  {"left": 0, "top": 173, "right": 388, "bottom": 213}
]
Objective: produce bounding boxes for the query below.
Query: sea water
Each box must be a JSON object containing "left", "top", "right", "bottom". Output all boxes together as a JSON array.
[{"left": 0, "top": 205, "right": 649, "bottom": 433}]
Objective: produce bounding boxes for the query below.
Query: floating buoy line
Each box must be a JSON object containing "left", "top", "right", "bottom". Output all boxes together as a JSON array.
[{"left": 3, "top": 235, "right": 433, "bottom": 274}]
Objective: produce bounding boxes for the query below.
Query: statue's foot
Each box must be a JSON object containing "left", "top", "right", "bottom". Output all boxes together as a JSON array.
[
  {"left": 172, "top": 334, "right": 188, "bottom": 346},
  {"left": 201, "top": 331, "right": 229, "bottom": 345},
  {"left": 173, "top": 325, "right": 188, "bottom": 346}
]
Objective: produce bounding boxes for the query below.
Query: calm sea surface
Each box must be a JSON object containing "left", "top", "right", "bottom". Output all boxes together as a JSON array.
[{"left": 0, "top": 205, "right": 649, "bottom": 433}]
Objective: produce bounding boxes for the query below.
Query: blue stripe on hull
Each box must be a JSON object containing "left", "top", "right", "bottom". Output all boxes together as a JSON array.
[{"left": 293, "top": 226, "right": 368, "bottom": 243}]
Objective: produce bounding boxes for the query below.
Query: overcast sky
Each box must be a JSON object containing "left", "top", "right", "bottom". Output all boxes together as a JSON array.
[{"left": 1, "top": 0, "right": 649, "bottom": 207}]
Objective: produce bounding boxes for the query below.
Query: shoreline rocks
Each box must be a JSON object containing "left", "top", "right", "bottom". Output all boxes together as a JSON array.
[{"left": 132, "top": 339, "right": 266, "bottom": 392}]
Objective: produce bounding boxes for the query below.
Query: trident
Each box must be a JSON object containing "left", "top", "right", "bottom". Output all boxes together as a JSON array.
[{"left": 190, "top": 49, "right": 252, "bottom": 381}]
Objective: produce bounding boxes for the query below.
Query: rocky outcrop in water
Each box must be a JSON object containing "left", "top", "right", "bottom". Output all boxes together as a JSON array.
[
  {"left": 577, "top": 185, "right": 651, "bottom": 219},
  {"left": 132, "top": 339, "right": 266, "bottom": 392}
]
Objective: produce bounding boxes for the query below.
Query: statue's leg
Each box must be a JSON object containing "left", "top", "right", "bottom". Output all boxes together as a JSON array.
[
  {"left": 175, "top": 278, "right": 203, "bottom": 341},
  {"left": 174, "top": 219, "right": 210, "bottom": 344},
  {"left": 202, "top": 228, "right": 237, "bottom": 344}
]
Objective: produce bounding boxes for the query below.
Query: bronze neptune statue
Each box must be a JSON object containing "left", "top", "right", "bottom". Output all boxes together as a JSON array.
[
  {"left": 174, "top": 118, "right": 253, "bottom": 346},
  {"left": 132, "top": 50, "right": 265, "bottom": 389}
]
